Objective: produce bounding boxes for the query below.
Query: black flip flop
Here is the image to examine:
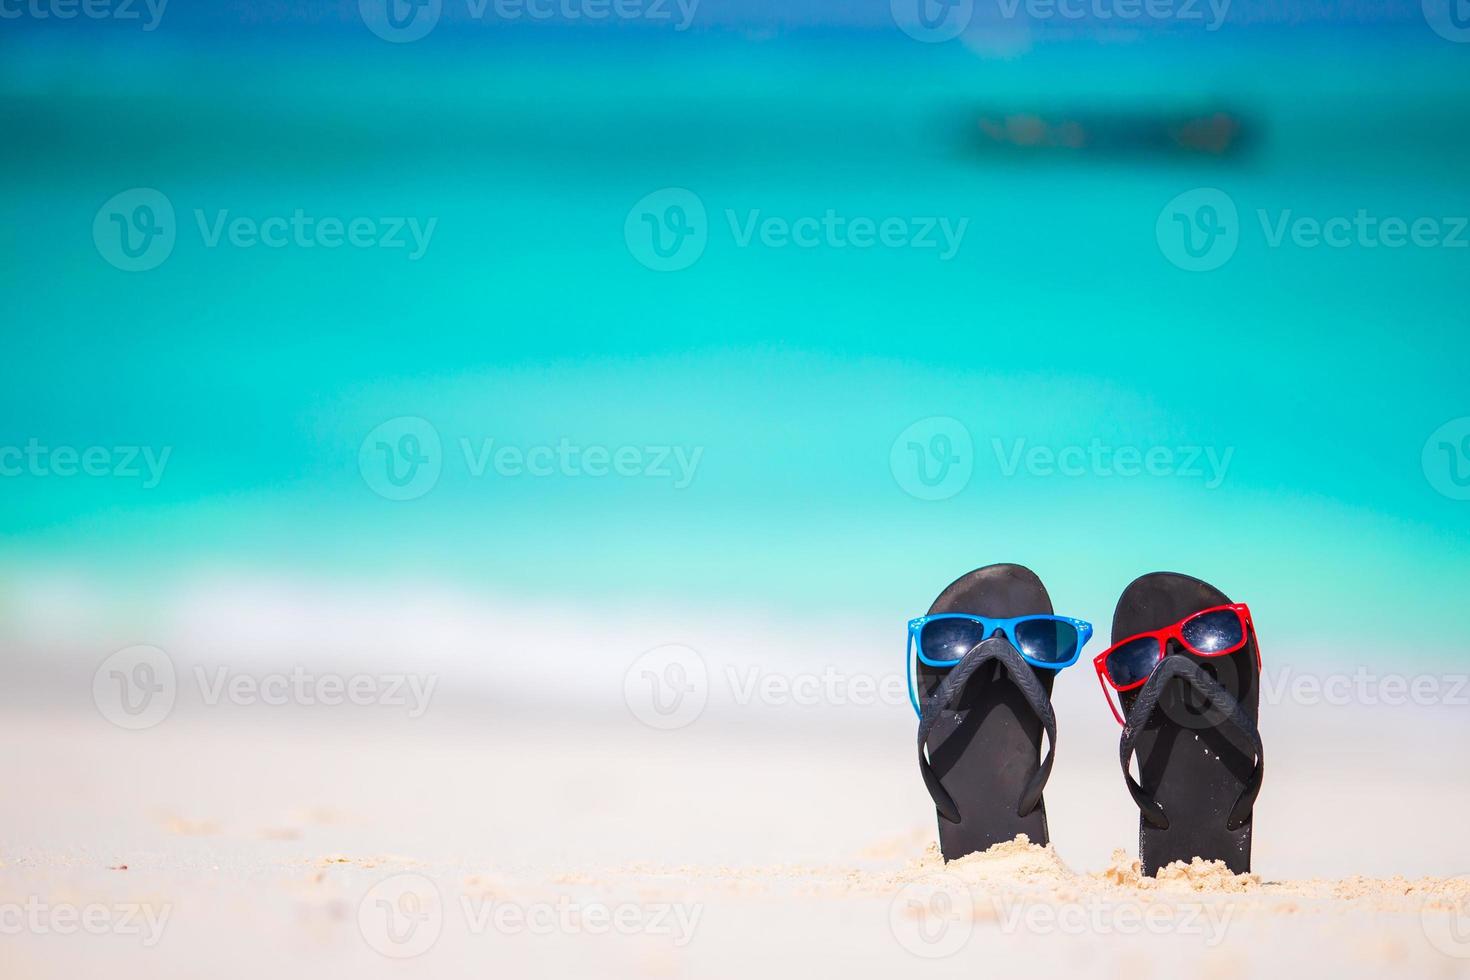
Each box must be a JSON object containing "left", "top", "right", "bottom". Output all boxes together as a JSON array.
[
  {"left": 1112, "top": 572, "right": 1264, "bottom": 876},
  {"left": 914, "top": 563, "right": 1060, "bottom": 860}
]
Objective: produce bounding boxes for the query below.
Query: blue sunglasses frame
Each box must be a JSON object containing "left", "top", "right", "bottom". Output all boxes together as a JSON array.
[{"left": 906, "top": 613, "right": 1094, "bottom": 717}]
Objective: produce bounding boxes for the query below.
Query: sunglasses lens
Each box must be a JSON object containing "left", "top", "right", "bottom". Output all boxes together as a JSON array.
[
  {"left": 1105, "top": 636, "right": 1161, "bottom": 688},
  {"left": 1013, "top": 619, "right": 1080, "bottom": 666},
  {"left": 1180, "top": 609, "right": 1244, "bottom": 654},
  {"left": 919, "top": 618, "right": 988, "bottom": 664}
]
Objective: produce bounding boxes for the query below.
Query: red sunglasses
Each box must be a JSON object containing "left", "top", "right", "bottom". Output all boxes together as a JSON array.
[{"left": 1093, "top": 603, "right": 1259, "bottom": 725}]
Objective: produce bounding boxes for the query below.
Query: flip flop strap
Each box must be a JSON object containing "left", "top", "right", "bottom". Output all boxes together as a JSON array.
[
  {"left": 917, "top": 636, "right": 1057, "bottom": 824},
  {"left": 1119, "top": 654, "right": 1264, "bottom": 832}
]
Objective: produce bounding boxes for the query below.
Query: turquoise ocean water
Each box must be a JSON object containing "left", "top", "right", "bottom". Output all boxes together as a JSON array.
[{"left": 2, "top": 17, "right": 1468, "bottom": 664}]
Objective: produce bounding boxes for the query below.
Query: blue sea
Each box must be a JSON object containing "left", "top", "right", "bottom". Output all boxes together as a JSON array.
[{"left": 2, "top": 7, "right": 1468, "bottom": 668}]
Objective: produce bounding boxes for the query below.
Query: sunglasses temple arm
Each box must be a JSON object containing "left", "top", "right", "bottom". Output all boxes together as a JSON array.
[
  {"left": 1096, "top": 666, "right": 1125, "bottom": 726},
  {"left": 906, "top": 629, "right": 921, "bottom": 718}
]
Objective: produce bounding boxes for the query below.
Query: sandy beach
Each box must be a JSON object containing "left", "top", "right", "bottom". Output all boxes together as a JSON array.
[
  {"left": 6, "top": 648, "right": 1470, "bottom": 980},
  {"left": 8, "top": 3, "right": 1470, "bottom": 977}
]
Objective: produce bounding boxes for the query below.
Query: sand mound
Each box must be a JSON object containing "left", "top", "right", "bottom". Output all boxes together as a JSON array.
[
  {"left": 898, "top": 835, "right": 1072, "bottom": 887},
  {"left": 1093, "top": 849, "right": 1262, "bottom": 893}
]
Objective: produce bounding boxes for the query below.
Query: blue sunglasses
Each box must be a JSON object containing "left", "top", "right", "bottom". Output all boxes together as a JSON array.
[{"left": 906, "top": 613, "right": 1093, "bottom": 716}]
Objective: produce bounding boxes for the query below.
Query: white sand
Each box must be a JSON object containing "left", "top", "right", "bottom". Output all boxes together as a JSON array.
[{"left": 5, "top": 687, "right": 1470, "bottom": 979}]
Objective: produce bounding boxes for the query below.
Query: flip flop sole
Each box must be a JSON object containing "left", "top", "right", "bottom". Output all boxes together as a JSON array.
[
  {"left": 917, "top": 563, "right": 1056, "bottom": 859},
  {"left": 1114, "top": 571, "right": 1260, "bottom": 875}
]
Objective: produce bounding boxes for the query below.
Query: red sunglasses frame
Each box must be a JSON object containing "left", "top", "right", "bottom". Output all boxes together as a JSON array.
[{"left": 1092, "top": 603, "right": 1259, "bottom": 726}]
